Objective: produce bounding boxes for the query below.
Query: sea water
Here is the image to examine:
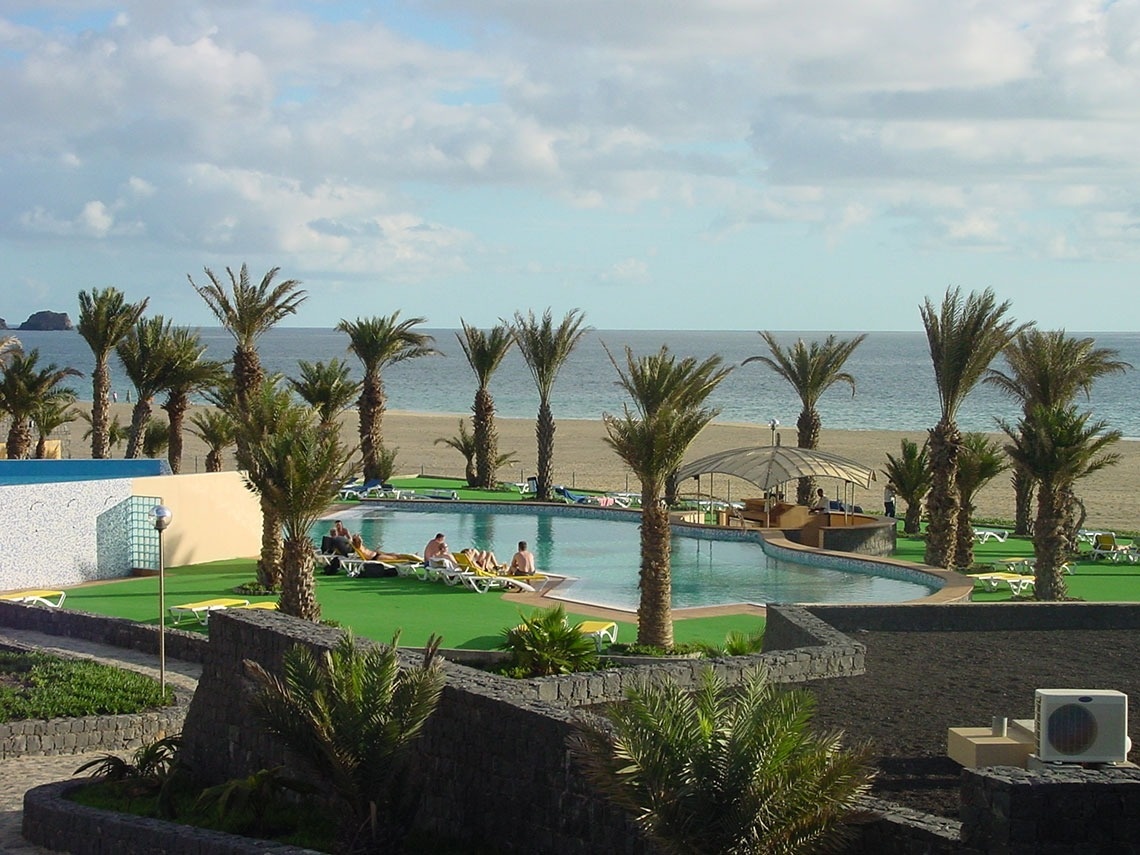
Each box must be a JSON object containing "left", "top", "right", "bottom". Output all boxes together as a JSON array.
[{"left": 13, "top": 328, "right": 1140, "bottom": 438}]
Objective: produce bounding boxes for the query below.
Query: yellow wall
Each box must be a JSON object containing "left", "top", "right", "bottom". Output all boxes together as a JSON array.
[{"left": 133, "top": 471, "right": 262, "bottom": 567}]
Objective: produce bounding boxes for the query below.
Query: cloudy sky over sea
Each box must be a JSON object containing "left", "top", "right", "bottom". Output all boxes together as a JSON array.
[{"left": 3, "top": 1, "right": 1140, "bottom": 331}]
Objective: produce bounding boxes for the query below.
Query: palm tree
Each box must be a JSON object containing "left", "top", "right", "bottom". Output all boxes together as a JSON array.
[
  {"left": 77, "top": 287, "right": 148, "bottom": 459},
  {"left": 603, "top": 345, "right": 730, "bottom": 648},
  {"left": 31, "top": 390, "right": 77, "bottom": 459},
  {"left": 189, "top": 409, "right": 237, "bottom": 472},
  {"left": 456, "top": 321, "right": 514, "bottom": 488},
  {"left": 882, "top": 438, "right": 932, "bottom": 536},
  {"left": 511, "top": 308, "right": 590, "bottom": 501},
  {"left": 116, "top": 315, "right": 177, "bottom": 459},
  {"left": 985, "top": 330, "right": 1131, "bottom": 536},
  {"left": 158, "top": 328, "right": 227, "bottom": 474},
  {"left": 570, "top": 667, "right": 873, "bottom": 855},
  {"left": 744, "top": 332, "right": 867, "bottom": 504},
  {"left": 288, "top": 358, "right": 359, "bottom": 431},
  {"left": 77, "top": 410, "right": 128, "bottom": 455},
  {"left": 337, "top": 314, "right": 437, "bottom": 482},
  {"left": 237, "top": 398, "right": 356, "bottom": 619},
  {"left": 189, "top": 264, "right": 305, "bottom": 463},
  {"left": 435, "top": 419, "right": 518, "bottom": 486},
  {"left": 1001, "top": 406, "right": 1120, "bottom": 600},
  {"left": 920, "top": 287, "right": 1027, "bottom": 568},
  {"left": 245, "top": 633, "right": 444, "bottom": 850},
  {"left": 0, "top": 350, "right": 81, "bottom": 459},
  {"left": 142, "top": 419, "right": 170, "bottom": 459},
  {"left": 953, "top": 433, "right": 1009, "bottom": 569}
]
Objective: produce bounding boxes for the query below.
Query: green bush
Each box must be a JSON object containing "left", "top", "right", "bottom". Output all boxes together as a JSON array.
[
  {"left": 0, "top": 651, "right": 169, "bottom": 722},
  {"left": 499, "top": 604, "right": 599, "bottom": 676}
]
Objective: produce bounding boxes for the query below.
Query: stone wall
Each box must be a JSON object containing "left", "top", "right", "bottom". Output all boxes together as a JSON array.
[
  {"left": 961, "top": 765, "right": 1140, "bottom": 852},
  {"left": 807, "top": 601, "right": 1140, "bottom": 632},
  {"left": 821, "top": 518, "right": 897, "bottom": 556},
  {"left": 0, "top": 706, "right": 185, "bottom": 760}
]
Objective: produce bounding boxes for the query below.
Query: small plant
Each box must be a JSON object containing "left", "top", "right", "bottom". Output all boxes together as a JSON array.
[
  {"left": 75, "top": 734, "right": 186, "bottom": 813},
  {"left": 376, "top": 443, "right": 399, "bottom": 482},
  {"left": 196, "top": 766, "right": 318, "bottom": 836},
  {"left": 697, "top": 627, "right": 766, "bottom": 657},
  {"left": 571, "top": 667, "right": 874, "bottom": 855},
  {"left": 607, "top": 641, "right": 706, "bottom": 657},
  {"left": 233, "top": 581, "right": 278, "bottom": 596},
  {"left": 499, "top": 604, "right": 599, "bottom": 676}
]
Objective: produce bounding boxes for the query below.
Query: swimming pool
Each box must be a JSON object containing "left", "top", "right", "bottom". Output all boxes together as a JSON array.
[{"left": 325, "top": 505, "right": 937, "bottom": 610}]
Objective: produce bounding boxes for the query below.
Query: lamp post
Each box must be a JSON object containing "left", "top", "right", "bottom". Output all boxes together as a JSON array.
[
  {"left": 152, "top": 505, "right": 173, "bottom": 693},
  {"left": 768, "top": 418, "right": 780, "bottom": 446}
]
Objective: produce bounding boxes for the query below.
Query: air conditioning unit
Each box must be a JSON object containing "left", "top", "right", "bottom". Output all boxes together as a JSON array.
[{"left": 1035, "top": 689, "right": 1129, "bottom": 763}]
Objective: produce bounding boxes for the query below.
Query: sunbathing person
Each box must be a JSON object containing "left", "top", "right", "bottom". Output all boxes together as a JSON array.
[
  {"left": 423, "top": 532, "right": 459, "bottom": 569},
  {"left": 460, "top": 548, "right": 505, "bottom": 573},
  {"left": 350, "top": 534, "right": 403, "bottom": 563}
]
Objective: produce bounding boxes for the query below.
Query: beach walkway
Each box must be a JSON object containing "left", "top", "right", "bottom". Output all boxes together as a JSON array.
[{"left": 0, "top": 628, "right": 201, "bottom": 854}]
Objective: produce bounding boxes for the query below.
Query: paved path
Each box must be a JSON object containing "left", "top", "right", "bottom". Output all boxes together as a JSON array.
[{"left": 0, "top": 629, "right": 201, "bottom": 854}]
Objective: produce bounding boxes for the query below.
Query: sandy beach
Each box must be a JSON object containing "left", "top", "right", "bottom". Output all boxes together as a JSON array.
[{"left": 95, "top": 403, "right": 1140, "bottom": 533}]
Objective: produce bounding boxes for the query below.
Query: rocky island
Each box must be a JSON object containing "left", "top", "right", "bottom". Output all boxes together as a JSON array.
[{"left": 0, "top": 311, "right": 74, "bottom": 331}]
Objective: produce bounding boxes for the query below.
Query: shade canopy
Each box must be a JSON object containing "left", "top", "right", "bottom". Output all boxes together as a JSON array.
[{"left": 675, "top": 445, "right": 875, "bottom": 492}]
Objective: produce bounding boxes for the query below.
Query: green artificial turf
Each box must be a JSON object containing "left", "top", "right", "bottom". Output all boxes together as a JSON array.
[{"left": 62, "top": 558, "right": 761, "bottom": 651}]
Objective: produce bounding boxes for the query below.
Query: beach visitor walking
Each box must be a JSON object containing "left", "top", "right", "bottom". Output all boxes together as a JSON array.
[{"left": 883, "top": 483, "right": 897, "bottom": 518}]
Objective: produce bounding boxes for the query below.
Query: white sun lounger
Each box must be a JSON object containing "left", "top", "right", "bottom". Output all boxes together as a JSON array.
[
  {"left": 0, "top": 589, "right": 66, "bottom": 608},
  {"left": 169, "top": 598, "right": 250, "bottom": 625},
  {"left": 973, "top": 529, "right": 1010, "bottom": 544}
]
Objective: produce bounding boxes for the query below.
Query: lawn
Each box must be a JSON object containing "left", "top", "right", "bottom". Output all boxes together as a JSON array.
[{"left": 62, "top": 558, "right": 765, "bottom": 651}]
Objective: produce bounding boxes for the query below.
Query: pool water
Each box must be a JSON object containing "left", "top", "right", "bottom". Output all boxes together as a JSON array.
[{"left": 331, "top": 507, "right": 934, "bottom": 610}]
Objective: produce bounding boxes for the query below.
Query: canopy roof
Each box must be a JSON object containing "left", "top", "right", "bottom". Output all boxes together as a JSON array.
[{"left": 675, "top": 445, "right": 875, "bottom": 492}]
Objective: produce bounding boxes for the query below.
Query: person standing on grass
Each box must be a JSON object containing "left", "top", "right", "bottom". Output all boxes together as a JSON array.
[{"left": 884, "top": 483, "right": 897, "bottom": 518}]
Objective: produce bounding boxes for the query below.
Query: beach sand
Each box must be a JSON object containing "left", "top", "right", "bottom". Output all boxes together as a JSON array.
[{"left": 96, "top": 403, "right": 1140, "bottom": 533}]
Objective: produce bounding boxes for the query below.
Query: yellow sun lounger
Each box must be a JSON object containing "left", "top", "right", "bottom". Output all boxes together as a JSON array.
[
  {"left": 576, "top": 620, "right": 619, "bottom": 650},
  {"left": 169, "top": 598, "right": 249, "bottom": 625},
  {"left": 0, "top": 589, "right": 66, "bottom": 608},
  {"left": 235, "top": 601, "right": 279, "bottom": 613}
]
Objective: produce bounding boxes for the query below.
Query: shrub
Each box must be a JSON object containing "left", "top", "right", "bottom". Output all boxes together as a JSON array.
[{"left": 499, "top": 604, "right": 599, "bottom": 676}]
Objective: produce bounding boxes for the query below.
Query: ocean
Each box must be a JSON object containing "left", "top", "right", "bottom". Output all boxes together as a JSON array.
[{"left": 10, "top": 328, "right": 1140, "bottom": 439}]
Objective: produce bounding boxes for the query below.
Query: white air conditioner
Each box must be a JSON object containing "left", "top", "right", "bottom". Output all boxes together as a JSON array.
[{"left": 1035, "top": 689, "right": 1129, "bottom": 763}]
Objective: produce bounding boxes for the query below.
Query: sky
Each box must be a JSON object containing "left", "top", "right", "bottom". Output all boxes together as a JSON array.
[{"left": 2, "top": 0, "right": 1140, "bottom": 332}]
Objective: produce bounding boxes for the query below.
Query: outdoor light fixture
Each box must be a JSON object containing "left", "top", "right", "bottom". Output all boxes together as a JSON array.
[
  {"left": 768, "top": 419, "right": 780, "bottom": 445},
  {"left": 152, "top": 505, "right": 172, "bottom": 693}
]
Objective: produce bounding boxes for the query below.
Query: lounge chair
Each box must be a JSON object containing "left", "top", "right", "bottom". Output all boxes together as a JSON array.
[
  {"left": 576, "top": 620, "right": 618, "bottom": 650},
  {"left": 235, "top": 601, "right": 279, "bottom": 613},
  {"left": 972, "top": 573, "right": 1035, "bottom": 596},
  {"left": 973, "top": 529, "right": 1009, "bottom": 544},
  {"left": 169, "top": 598, "right": 250, "bottom": 625},
  {"left": 1091, "top": 533, "right": 1132, "bottom": 562},
  {"left": 338, "top": 478, "right": 384, "bottom": 500},
  {"left": 554, "top": 485, "right": 614, "bottom": 506},
  {"left": 0, "top": 589, "right": 66, "bottom": 608}
]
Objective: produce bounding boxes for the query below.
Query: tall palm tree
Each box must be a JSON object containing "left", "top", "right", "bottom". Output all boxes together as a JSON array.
[
  {"left": 189, "top": 264, "right": 305, "bottom": 457},
  {"left": 953, "top": 433, "right": 1009, "bottom": 569},
  {"left": 288, "top": 358, "right": 359, "bottom": 432},
  {"left": 882, "top": 438, "right": 932, "bottom": 535},
  {"left": 231, "top": 379, "right": 301, "bottom": 589},
  {"left": 985, "top": 330, "right": 1131, "bottom": 536},
  {"left": 603, "top": 345, "right": 730, "bottom": 648},
  {"left": 744, "top": 332, "right": 867, "bottom": 504},
  {"left": 1001, "top": 406, "right": 1120, "bottom": 600},
  {"left": 158, "top": 328, "right": 226, "bottom": 474},
  {"left": 31, "top": 390, "right": 77, "bottom": 459},
  {"left": 188, "top": 408, "right": 237, "bottom": 472},
  {"left": 77, "top": 287, "right": 148, "bottom": 459},
  {"left": 116, "top": 315, "right": 176, "bottom": 459},
  {"left": 337, "top": 314, "right": 437, "bottom": 482},
  {"left": 570, "top": 667, "right": 873, "bottom": 855},
  {"left": 237, "top": 398, "right": 355, "bottom": 620},
  {"left": 920, "top": 287, "right": 1027, "bottom": 568},
  {"left": 0, "top": 350, "right": 81, "bottom": 459},
  {"left": 511, "top": 308, "right": 590, "bottom": 501},
  {"left": 246, "top": 633, "right": 443, "bottom": 849},
  {"left": 457, "top": 320, "right": 514, "bottom": 488}
]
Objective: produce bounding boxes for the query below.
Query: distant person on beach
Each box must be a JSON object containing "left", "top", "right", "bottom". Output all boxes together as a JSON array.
[
  {"left": 810, "top": 488, "right": 828, "bottom": 513},
  {"left": 509, "top": 541, "right": 536, "bottom": 576},
  {"left": 125, "top": 390, "right": 131, "bottom": 403},
  {"left": 883, "top": 484, "right": 897, "bottom": 518},
  {"left": 112, "top": 391, "right": 117, "bottom": 403}
]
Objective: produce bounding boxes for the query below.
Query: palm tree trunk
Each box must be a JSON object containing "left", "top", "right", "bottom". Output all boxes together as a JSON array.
[
  {"left": 535, "top": 399, "right": 555, "bottom": 501},
  {"left": 636, "top": 490, "right": 673, "bottom": 648},
  {"left": 34, "top": 435, "right": 47, "bottom": 459},
  {"left": 124, "top": 400, "right": 152, "bottom": 459},
  {"left": 924, "top": 419, "right": 961, "bottom": 568},
  {"left": 258, "top": 495, "right": 284, "bottom": 590},
  {"left": 473, "top": 386, "right": 497, "bottom": 488},
  {"left": 279, "top": 536, "right": 319, "bottom": 621},
  {"left": 205, "top": 448, "right": 222, "bottom": 472},
  {"left": 359, "top": 374, "right": 384, "bottom": 481},
  {"left": 6, "top": 421, "right": 30, "bottom": 459},
  {"left": 1033, "top": 481, "right": 1068, "bottom": 601},
  {"left": 164, "top": 395, "right": 188, "bottom": 474},
  {"left": 91, "top": 358, "right": 111, "bottom": 459},
  {"left": 953, "top": 503, "right": 975, "bottom": 570},
  {"left": 795, "top": 408, "right": 821, "bottom": 505},
  {"left": 903, "top": 500, "right": 922, "bottom": 535},
  {"left": 1012, "top": 468, "right": 1035, "bottom": 536}
]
